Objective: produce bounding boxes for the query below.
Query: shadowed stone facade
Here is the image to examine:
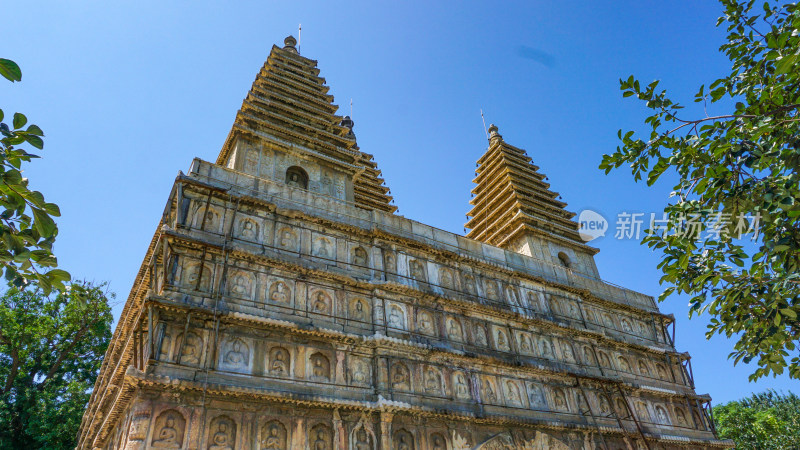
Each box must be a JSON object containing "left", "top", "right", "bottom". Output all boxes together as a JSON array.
[{"left": 77, "top": 36, "right": 733, "bottom": 450}]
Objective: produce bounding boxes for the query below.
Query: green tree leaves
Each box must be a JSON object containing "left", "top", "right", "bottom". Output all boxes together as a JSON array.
[
  {"left": 0, "top": 282, "right": 114, "bottom": 450},
  {"left": 714, "top": 390, "right": 800, "bottom": 449},
  {"left": 601, "top": 1, "right": 800, "bottom": 381},
  {"left": 0, "top": 58, "right": 67, "bottom": 294},
  {"left": 0, "top": 59, "right": 21, "bottom": 83}
]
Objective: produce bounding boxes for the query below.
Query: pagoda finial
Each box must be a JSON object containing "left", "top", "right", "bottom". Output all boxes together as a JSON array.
[
  {"left": 488, "top": 124, "right": 503, "bottom": 143},
  {"left": 283, "top": 35, "right": 298, "bottom": 54},
  {"left": 341, "top": 115, "right": 356, "bottom": 141}
]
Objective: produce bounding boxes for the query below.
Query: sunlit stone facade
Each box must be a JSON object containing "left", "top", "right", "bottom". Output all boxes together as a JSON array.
[{"left": 77, "top": 36, "right": 733, "bottom": 450}]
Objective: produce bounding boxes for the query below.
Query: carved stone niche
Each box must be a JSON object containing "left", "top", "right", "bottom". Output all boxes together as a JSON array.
[
  {"left": 423, "top": 366, "right": 443, "bottom": 395},
  {"left": 309, "top": 351, "right": 332, "bottom": 381},
  {"left": 266, "top": 278, "right": 293, "bottom": 307},
  {"left": 348, "top": 297, "right": 370, "bottom": 324},
  {"left": 207, "top": 415, "right": 236, "bottom": 450},
  {"left": 191, "top": 203, "right": 223, "bottom": 234},
  {"left": 313, "top": 235, "right": 335, "bottom": 259},
  {"left": 258, "top": 419, "right": 288, "bottom": 450},
  {"left": 438, "top": 267, "right": 456, "bottom": 290},
  {"left": 348, "top": 356, "right": 371, "bottom": 387},
  {"left": 452, "top": 371, "right": 471, "bottom": 400},
  {"left": 275, "top": 226, "right": 299, "bottom": 252},
  {"left": 445, "top": 316, "right": 463, "bottom": 342},
  {"left": 390, "top": 362, "right": 411, "bottom": 391},
  {"left": 236, "top": 216, "right": 260, "bottom": 242},
  {"left": 227, "top": 270, "right": 254, "bottom": 299},
  {"left": 349, "top": 414, "right": 376, "bottom": 450},
  {"left": 174, "top": 331, "right": 203, "bottom": 367},
  {"left": 309, "top": 423, "right": 333, "bottom": 450},
  {"left": 309, "top": 288, "right": 333, "bottom": 316},
  {"left": 219, "top": 337, "right": 251, "bottom": 373},
  {"left": 267, "top": 346, "right": 291, "bottom": 377},
  {"left": 150, "top": 409, "right": 186, "bottom": 449},
  {"left": 181, "top": 260, "right": 212, "bottom": 293},
  {"left": 351, "top": 245, "right": 369, "bottom": 268},
  {"left": 392, "top": 428, "right": 415, "bottom": 450},
  {"left": 415, "top": 309, "right": 436, "bottom": 336},
  {"left": 429, "top": 432, "right": 447, "bottom": 450},
  {"left": 386, "top": 303, "right": 407, "bottom": 331}
]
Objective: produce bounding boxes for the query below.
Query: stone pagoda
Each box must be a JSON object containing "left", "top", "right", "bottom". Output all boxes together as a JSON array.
[{"left": 77, "top": 36, "right": 733, "bottom": 450}]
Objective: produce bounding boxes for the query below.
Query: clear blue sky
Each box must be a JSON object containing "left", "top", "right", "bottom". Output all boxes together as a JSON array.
[{"left": 4, "top": 1, "right": 795, "bottom": 403}]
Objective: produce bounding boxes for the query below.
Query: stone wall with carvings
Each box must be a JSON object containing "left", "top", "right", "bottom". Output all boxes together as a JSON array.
[{"left": 78, "top": 160, "right": 728, "bottom": 450}]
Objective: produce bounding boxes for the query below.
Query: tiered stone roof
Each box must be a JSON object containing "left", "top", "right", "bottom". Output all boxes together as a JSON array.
[
  {"left": 216, "top": 36, "right": 396, "bottom": 213},
  {"left": 466, "top": 124, "right": 594, "bottom": 252}
]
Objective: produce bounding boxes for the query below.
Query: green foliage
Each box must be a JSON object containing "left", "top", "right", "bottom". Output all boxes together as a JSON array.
[
  {"left": 0, "top": 58, "right": 69, "bottom": 294},
  {"left": 714, "top": 390, "right": 800, "bottom": 449},
  {"left": 600, "top": 0, "right": 800, "bottom": 380},
  {"left": 0, "top": 282, "right": 113, "bottom": 450}
]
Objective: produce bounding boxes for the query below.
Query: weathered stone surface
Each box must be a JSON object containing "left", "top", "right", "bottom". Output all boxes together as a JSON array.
[{"left": 77, "top": 37, "right": 732, "bottom": 450}]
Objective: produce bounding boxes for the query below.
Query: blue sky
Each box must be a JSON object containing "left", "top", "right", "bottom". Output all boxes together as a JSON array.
[{"left": 4, "top": 1, "right": 795, "bottom": 403}]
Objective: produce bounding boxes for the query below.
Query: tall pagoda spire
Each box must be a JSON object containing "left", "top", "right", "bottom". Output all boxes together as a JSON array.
[
  {"left": 466, "top": 124, "right": 600, "bottom": 275},
  {"left": 216, "top": 36, "right": 396, "bottom": 213}
]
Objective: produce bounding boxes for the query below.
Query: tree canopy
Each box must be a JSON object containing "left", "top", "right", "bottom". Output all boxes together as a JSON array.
[
  {"left": 600, "top": 0, "right": 800, "bottom": 380},
  {"left": 0, "top": 283, "right": 113, "bottom": 450},
  {"left": 714, "top": 390, "right": 800, "bottom": 449}
]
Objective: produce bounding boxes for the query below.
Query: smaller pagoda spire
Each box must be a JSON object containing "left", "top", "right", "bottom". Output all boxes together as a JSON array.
[{"left": 465, "top": 124, "right": 597, "bottom": 257}]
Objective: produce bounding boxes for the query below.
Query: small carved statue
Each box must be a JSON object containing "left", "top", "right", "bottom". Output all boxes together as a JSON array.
[
  {"left": 180, "top": 333, "right": 200, "bottom": 365},
  {"left": 269, "top": 282, "right": 289, "bottom": 304},
  {"left": 270, "top": 349, "right": 288, "bottom": 375},
  {"left": 351, "top": 300, "right": 365, "bottom": 321},
  {"left": 409, "top": 259, "right": 426, "bottom": 281},
  {"left": 482, "top": 379, "right": 497, "bottom": 403},
  {"left": 455, "top": 373, "right": 469, "bottom": 398},
  {"left": 388, "top": 306, "right": 404, "bottom": 330},
  {"left": 352, "top": 247, "right": 368, "bottom": 266},
  {"left": 209, "top": 422, "right": 233, "bottom": 450},
  {"left": 225, "top": 340, "right": 247, "bottom": 367},
  {"left": 151, "top": 415, "right": 180, "bottom": 448},
  {"left": 261, "top": 424, "right": 284, "bottom": 450},
  {"left": 391, "top": 364, "right": 409, "bottom": 389},
  {"left": 313, "top": 429, "right": 328, "bottom": 450},
  {"left": 312, "top": 291, "right": 329, "bottom": 314},
  {"left": 354, "top": 428, "right": 370, "bottom": 450}
]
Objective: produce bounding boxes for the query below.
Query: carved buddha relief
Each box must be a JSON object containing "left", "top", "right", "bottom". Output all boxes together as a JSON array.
[
  {"left": 276, "top": 227, "right": 298, "bottom": 251},
  {"left": 621, "top": 318, "right": 634, "bottom": 334},
  {"left": 310, "top": 290, "right": 331, "bottom": 315},
  {"left": 601, "top": 313, "right": 615, "bottom": 329},
  {"left": 472, "top": 323, "right": 488, "bottom": 347},
  {"left": 310, "top": 352, "right": 331, "bottom": 381},
  {"left": 222, "top": 338, "right": 249, "bottom": 371},
  {"left": 504, "top": 380, "right": 523, "bottom": 406},
  {"left": 674, "top": 407, "right": 688, "bottom": 426},
  {"left": 481, "top": 378, "right": 497, "bottom": 403},
  {"left": 260, "top": 420, "right": 287, "bottom": 450},
  {"left": 493, "top": 328, "right": 510, "bottom": 351},
  {"left": 560, "top": 342, "right": 577, "bottom": 363},
  {"left": 430, "top": 433, "right": 446, "bottom": 450},
  {"left": 208, "top": 416, "right": 236, "bottom": 450},
  {"left": 597, "top": 351, "right": 611, "bottom": 368},
  {"left": 416, "top": 310, "right": 435, "bottom": 335},
  {"left": 635, "top": 401, "right": 650, "bottom": 420},
  {"left": 310, "top": 424, "right": 332, "bottom": 450},
  {"left": 484, "top": 280, "right": 499, "bottom": 300},
  {"left": 383, "top": 251, "right": 397, "bottom": 273},
  {"left": 638, "top": 360, "right": 651, "bottom": 376},
  {"left": 565, "top": 300, "right": 580, "bottom": 319},
  {"left": 268, "top": 280, "right": 291, "bottom": 305},
  {"left": 446, "top": 317, "right": 463, "bottom": 342},
  {"left": 527, "top": 383, "right": 546, "bottom": 409},
  {"left": 598, "top": 394, "right": 613, "bottom": 415},
  {"left": 177, "top": 332, "right": 202, "bottom": 366},
  {"left": 193, "top": 205, "right": 221, "bottom": 233},
  {"left": 313, "top": 237, "right": 334, "bottom": 259},
  {"left": 409, "top": 259, "right": 426, "bottom": 281},
  {"left": 463, "top": 274, "right": 477, "bottom": 295},
  {"left": 617, "top": 356, "right": 632, "bottom": 372},
  {"left": 228, "top": 271, "right": 252, "bottom": 298},
  {"left": 387, "top": 304, "right": 406, "bottom": 330},
  {"left": 424, "top": 367, "right": 443, "bottom": 394},
  {"left": 237, "top": 217, "right": 259, "bottom": 241},
  {"left": 438, "top": 268, "right": 455, "bottom": 290},
  {"left": 151, "top": 409, "right": 186, "bottom": 448},
  {"left": 453, "top": 371, "right": 470, "bottom": 399},
  {"left": 525, "top": 290, "right": 540, "bottom": 312},
  {"left": 551, "top": 388, "right": 569, "bottom": 411},
  {"left": 655, "top": 405, "right": 670, "bottom": 424},
  {"left": 350, "top": 358, "right": 370, "bottom": 386},
  {"left": 183, "top": 262, "right": 211, "bottom": 292},
  {"left": 393, "top": 429, "right": 414, "bottom": 450},
  {"left": 518, "top": 333, "right": 534, "bottom": 354},
  {"left": 353, "top": 427, "right": 372, "bottom": 450},
  {"left": 351, "top": 246, "right": 369, "bottom": 267},
  {"left": 655, "top": 363, "right": 668, "bottom": 380},
  {"left": 505, "top": 285, "right": 520, "bottom": 306},
  {"left": 539, "top": 337, "right": 554, "bottom": 359},
  {"left": 269, "top": 347, "right": 290, "bottom": 376},
  {"left": 349, "top": 298, "right": 368, "bottom": 322},
  {"left": 582, "top": 346, "right": 595, "bottom": 365},
  {"left": 390, "top": 362, "right": 410, "bottom": 390}
]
